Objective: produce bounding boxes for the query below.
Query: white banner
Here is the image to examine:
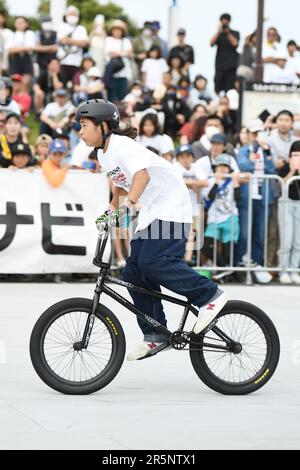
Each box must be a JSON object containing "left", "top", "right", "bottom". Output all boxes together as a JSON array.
[{"left": 0, "top": 170, "right": 110, "bottom": 273}]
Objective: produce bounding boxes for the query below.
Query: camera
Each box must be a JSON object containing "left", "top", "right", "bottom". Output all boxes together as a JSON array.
[{"left": 222, "top": 24, "right": 230, "bottom": 33}]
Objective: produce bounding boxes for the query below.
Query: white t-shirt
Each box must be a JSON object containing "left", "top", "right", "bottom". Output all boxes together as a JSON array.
[
  {"left": 286, "top": 56, "right": 300, "bottom": 84},
  {"left": 43, "top": 100, "right": 75, "bottom": 120},
  {"left": 262, "top": 41, "right": 288, "bottom": 83},
  {"left": 6, "top": 30, "right": 36, "bottom": 50},
  {"left": 194, "top": 155, "right": 240, "bottom": 179},
  {"left": 104, "top": 36, "right": 133, "bottom": 80},
  {"left": 141, "top": 58, "right": 169, "bottom": 90},
  {"left": 206, "top": 177, "right": 238, "bottom": 225},
  {"left": 0, "top": 28, "right": 13, "bottom": 70},
  {"left": 97, "top": 134, "right": 192, "bottom": 231},
  {"left": 174, "top": 161, "right": 207, "bottom": 216},
  {"left": 71, "top": 140, "right": 94, "bottom": 167},
  {"left": 0, "top": 99, "right": 20, "bottom": 115},
  {"left": 137, "top": 134, "right": 174, "bottom": 155},
  {"left": 57, "top": 23, "right": 88, "bottom": 67}
]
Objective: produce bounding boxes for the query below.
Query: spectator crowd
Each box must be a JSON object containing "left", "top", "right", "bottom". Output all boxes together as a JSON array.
[{"left": 1, "top": 6, "right": 300, "bottom": 284}]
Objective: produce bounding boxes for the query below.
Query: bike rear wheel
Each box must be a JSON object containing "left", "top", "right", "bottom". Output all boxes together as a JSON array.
[
  {"left": 189, "top": 300, "right": 280, "bottom": 395},
  {"left": 30, "top": 298, "right": 126, "bottom": 395}
]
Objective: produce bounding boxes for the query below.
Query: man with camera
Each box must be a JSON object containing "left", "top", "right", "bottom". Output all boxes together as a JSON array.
[{"left": 210, "top": 13, "right": 240, "bottom": 94}]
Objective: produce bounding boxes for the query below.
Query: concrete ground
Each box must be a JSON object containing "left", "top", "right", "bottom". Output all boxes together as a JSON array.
[{"left": 0, "top": 282, "right": 299, "bottom": 450}]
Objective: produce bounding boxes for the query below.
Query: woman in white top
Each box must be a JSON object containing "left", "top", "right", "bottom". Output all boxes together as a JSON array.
[
  {"left": 137, "top": 113, "right": 174, "bottom": 161},
  {"left": 141, "top": 45, "right": 169, "bottom": 90},
  {"left": 0, "top": 12, "right": 13, "bottom": 74},
  {"left": 7, "top": 17, "right": 36, "bottom": 92},
  {"left": 89, "top": 15, "right": 106, "bottom": 76},
  {"left": 104, "top": 19, "right": 133, "bottom": 101}
]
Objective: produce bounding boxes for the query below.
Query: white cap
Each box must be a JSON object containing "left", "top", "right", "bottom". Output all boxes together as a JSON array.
[{"left": 247, "top": 118, "right": 265, "bottom": 133}]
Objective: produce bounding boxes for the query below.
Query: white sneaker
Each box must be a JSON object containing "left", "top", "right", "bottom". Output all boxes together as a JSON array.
[
  {"left": 126, "top": 342, "right": 170, "bottom": 361},
  {"left": 254, "top": 267, "right": 272, "bottom": 284},
  {"left": 290, "top": 273, "right": 300, "bottom": 285},
  {"left": 193, "top": 289, "right": 228, "bottom": 335},
  {"left": 280, "top": 273, "right": 292, "bottom": 285}
]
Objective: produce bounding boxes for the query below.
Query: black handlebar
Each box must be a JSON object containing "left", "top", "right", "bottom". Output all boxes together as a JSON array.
[{"left": 93, "top": 223, "right": 109, "bottom": 267}]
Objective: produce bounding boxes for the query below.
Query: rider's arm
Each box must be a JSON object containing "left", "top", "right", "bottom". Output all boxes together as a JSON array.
[
  {"left": 126, "top": 169, "right": 150, "bottom": 205},
  {"left": 110, "top": 186, "right": 128, "bottom": 209}
]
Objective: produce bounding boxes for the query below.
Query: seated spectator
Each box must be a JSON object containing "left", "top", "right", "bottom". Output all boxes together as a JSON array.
[
  {"left": 68, "top": 114, "right": 81, "bottom": 150},
  {"left": 0, "top": 77, "right": 21, "bottom": 115},
  {"left": 0, "top": 112, "right": 23, "bottom": 167},
  {"left": 203, "top": 154, "right": 240, "bottom": 268},
  {"left": 40, "top": 89, "right": 75, "bottom": 137},
  {"left": 234, "top": 126, "right": 249, "bottom": 154},
  {"left": 41, "top": 139, "right": 68, "bottom": 187},
  {"left": 141, "top": 45, "right": 169, "bottom": 91},
  {"left": 84, "top": 66, "right": 104, "bottom": 100},
  {"left": 188, "top": 75, "right": 213, "bottom": 108},
  {"left": 123, "top": 81, "right": 151, "bottom": 111},
  {"left": 193, "top": 114, "right": 235, "bottom": 160},
  {"left": 53, "top": 128, "right": 71, "bottom": 164},
  {"left": 34, "top": 134, "right": 52, "bottom": 165},
  {"left": 152, "top": 70, "right": 172, "bottom": 103},
  {"left": 216, "top": 95, "right": 237, "bottom": 137},
  {"left": 235, "top": 119, "right": 275, "bottom": 274},
  {"left": 0, "top": 110, "right": 7, "bottom": 136},
  {"left": 7, "top": 142, "right": 37, "bottom": 171},
  {"left": 137, "top": 113, "right": 174, "bottom": 160},
  {"left": 174, "top": 144, "right": 208, "bottom": 265},
  {"left": 11, "top": 74, "right": 31, "bottom": 123},
  {"left": 7, "top": 16, "right": 36, "bottom": 92},
  {"left": 168, "top": 54, "right": 187, "bottom": 85},
  {"left": 195, "top": 133, "right": 239, "bottom": 178},
  {"left": 72, "top": 55, "right": 96, "bottom": 104},
  {"left": 179, "top": 105, "right": 208, "bottom": 144},
  {"left": 33, "top": 58, "right": 64, "bottom": 114},
  {"left": 177, "top": 76, "right": 191, "bottom": 101},
  {"left": 160, "top": 84, "right": 190, "bottom": 137},
  {"left": 278, "top": 141, "right": 300, "bottom": 284},
  {"left": 70, "top": 139, "right": 94, "bottom": 168}
]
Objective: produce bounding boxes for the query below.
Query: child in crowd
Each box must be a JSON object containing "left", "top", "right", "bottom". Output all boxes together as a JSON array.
[
  {"left": 0, "top": 112, "right": 24, "bottom": 167},
  {"left": 278, "top": 141, "right": 300, "bottom": 284},
  {"left": 174, "top": 144, "right": 208, "bottom": 265},
  {"left": 8, "top": 142, "right": 37, "bottom": 170},
  {"left": 34, "top": 134, "right": 52, "bottom": 165},
  {"left": 41, "top": 139, "right": 68, "bottom": 187},
  {"left": 203, "top": 154, "right": 240, "bottom": 270},
  {"left": 141, "top": 45, "right": 169, "bottom": 91}
]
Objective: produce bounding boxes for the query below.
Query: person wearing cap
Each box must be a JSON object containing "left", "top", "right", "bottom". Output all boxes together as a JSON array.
[
  {"left": 104, "top": 19, "right": 133, "bottom": 101},
  {"left": 175, "top": 144, "right": 208, "bottom": 265},
  {"left": 0, "top": 77, "right": 21, "bottom": 116},
  {"left": 203, "top": 153, "right": 240, "bottom": 271},
  {"left": 151, "top": 21, "right": 169, "bottom": 60},
  {"left": 235, "top": 119, "right": 275, "bottom": 275},
  {"left": 169, "top": 28, "right": 194, "bottom": 74},
  {"left": 192, "top": 114, "right": 236, "bottom": 160},
  {"left": 34, "top": 134, "right": 53, "bottom": 165},
  {"left": 8, "top": 142, "right": 37, "bottom": 170},
  {"left": 40, "top": 88, "right": 75, "bottom": 137},
  {"left": 0, "top": 112, "right": 24, "bottom": 168},
  {"left": 132, "top": 21, "right": 161, "bottom": 73},
  {"left": 35, "top": 16, "right": 57, "bottom": 72},
  {"left": 33, "top": 58, "right": 64, "bottom": 115},
  {"left": 57, "top": 5, "right": 89, "bottom": 87},
  {"left": 210, "top": 13, "right": 240, "bottom": 94},
  {"left": 11, "top": 74, "right": 31, "bottom": 123},
  {"left": 41, "top": 139, "right": 68, "bottom": 187}
]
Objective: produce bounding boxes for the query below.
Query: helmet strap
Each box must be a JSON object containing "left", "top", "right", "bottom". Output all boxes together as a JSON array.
[{"left": 94, "top": 122, "right": 110, "bottom": 152}]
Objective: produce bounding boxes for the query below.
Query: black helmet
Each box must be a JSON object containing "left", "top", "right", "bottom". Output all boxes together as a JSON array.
[{"left": 75, "top": 99, "right": 120, "bottom": 129}]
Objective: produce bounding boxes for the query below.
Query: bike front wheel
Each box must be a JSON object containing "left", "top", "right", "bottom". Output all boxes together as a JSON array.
[
  {"left": 30, "top": 298, "right": 126, "bottom": 395},
  {"left": 189, "top": 300, "right": 280, "bottom": 395}
]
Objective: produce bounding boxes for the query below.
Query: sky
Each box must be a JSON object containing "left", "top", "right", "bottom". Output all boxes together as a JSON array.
[{"left": 8, "top": 0, "right": 300, "bottom": 85}]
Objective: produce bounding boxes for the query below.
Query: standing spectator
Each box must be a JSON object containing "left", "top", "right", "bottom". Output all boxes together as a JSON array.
[
  {"left": 41, "top": 139, "right": 68, "bottom": 187},
  {"left": 235, "top": 126, "right": 249, "bottom": 154},
  {"left": 188, "top": 75, "right": 212, "bottom": 108},
  {"left": 34, "top": 134, "right": 52, "bottom": 165},
  {"left": 137, "top": 113, "right": 174, "bottom": 160},
  {"left": 160, "top": 84, "right": 191, "bottom": 138},
  {"left": 141, "top": 45, "right": 169, "bottom": 91},
  {"left": 132, "top": 21, "right": 160, "bottom": 72},
  {"left": 0, "top": 112, "right": 23, "bottom": 168},
  {"left": 104, "top": 19, "right": 133, "bottom": 101},
  {"left": 33, "top": 58, "right": 64, "bottom": 114},
  {"left": 7, "top": 16, "right": 36, "bottom": 92},
  {"left": 0, "top": 77, "right": 21, "bottom": 115},
  {"left": 235, "top": 119, "right": 275, "bottom": 272},
  {"left": 193, "top": 115, "right": 235, "bottom": 160},
  {"left": 217, "top": 95, "right": 237, "bottom": 138},
  {"left": 89, "top": 15, "right": 106, "bottom": 76},
  {"left": 40, "top": 88, "right": 75, "bottom": 137},
  {"left": 57, "top": 5, "right": 89, "bottom": 87},
  {"left": 210, "top": 13, "right": 240, "bottom": 94},
  {"left": 286, "top": 40, "right": 300, "bottom": 83},
  {"left": 237, "top": 32, "right": 256, "bottom": 82},
  {"left": 195, "top": 133, "right": 239, "bottom": 178},
  {"left": 262, "top": 27, "right": 288, "bottom": 83},
  {"left": 0, "top": 11, "right": 13, "bottom": 75},
  {"left": 151, "top": 21, "right": 169, "bottom": 60},
  {"left": 11, "top": 74, "right": 31, "bottom": 123},
  {"left": 169, "top": 28, "right": 194, "bottom": 75},
  {"left": 278, "top": 141, "right": 300, "bottom": 284},
  {"left": 35, "top": 16, "right": 57, "bottom": 74}
]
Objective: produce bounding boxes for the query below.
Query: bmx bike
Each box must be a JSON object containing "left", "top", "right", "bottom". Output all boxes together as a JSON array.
[{"left": 30, "top": 223, "right": 280, "bottom": 395}]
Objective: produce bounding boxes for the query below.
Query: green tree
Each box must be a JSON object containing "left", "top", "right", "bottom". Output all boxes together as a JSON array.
[{"left": 38, "top": 0, "right": 139, "bottom": 36}]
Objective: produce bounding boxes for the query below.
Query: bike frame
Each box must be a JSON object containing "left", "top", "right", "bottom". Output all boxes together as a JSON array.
[{"left": 79, "top": 226, "right": 235, "bottom": 356}]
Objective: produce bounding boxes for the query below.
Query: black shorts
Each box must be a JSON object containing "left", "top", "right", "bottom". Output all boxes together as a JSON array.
[{"left": 9, "top": 54, "right": 33, "bottom": 75}]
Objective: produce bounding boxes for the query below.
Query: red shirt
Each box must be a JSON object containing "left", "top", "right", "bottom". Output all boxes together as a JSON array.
[{"left": 12, "top": 93, "right": 32, "bottom": 123}]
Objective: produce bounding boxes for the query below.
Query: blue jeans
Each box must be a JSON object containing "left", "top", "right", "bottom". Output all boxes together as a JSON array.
[
  {"left": 235, "top": 200, "right": 272, "bottom": 266},
  {"left": 123, "top": 220, "right": 218, "bottom": 342}
]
